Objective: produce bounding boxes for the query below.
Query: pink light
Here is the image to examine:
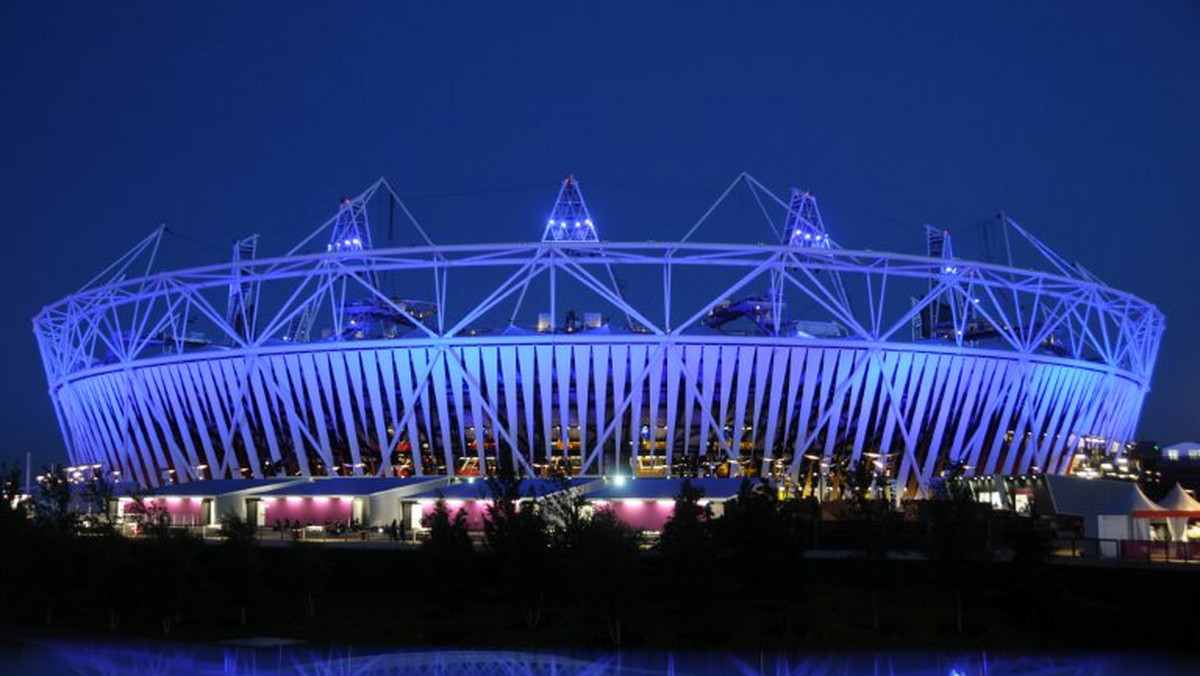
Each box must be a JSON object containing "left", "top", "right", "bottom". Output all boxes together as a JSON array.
[
  {"left": 314, "top": 497, "right": 329, "bottom": 504},
  {"left": 287, "top": 497, "right": 302, "bottom": 503},
  {"left": 656, "top": 499, "right": 674, "bottom": 508},
  {"left": 446, "top": 500, "right": 465, "bottom": 509},
  {"left": 166, "top": 497, "right": 181, "bottom": 505}
]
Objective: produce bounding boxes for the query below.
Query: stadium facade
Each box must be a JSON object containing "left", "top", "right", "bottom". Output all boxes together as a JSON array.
[{"left": 33, "top": 175, "right": 1164, "bottom": 496}]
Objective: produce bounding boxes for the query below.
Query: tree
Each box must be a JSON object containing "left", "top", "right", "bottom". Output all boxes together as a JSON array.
[
  {"left": 420, "top": 495, "right": 473, "bottom": 605},
  {"left": 928, "top": 491, "right": 992, "bottom": 634},
  {"left": 80, "top": 472, "right": 117, "bottom": 535},
  {"left": 421, "top": 495, "right": 472, "bottom": 557},
  {"left": 837, "top": 461, "right": 896, "bottom": 634},
  {"left": 559, "top": 506, "right": 641, "bottom": 646},
  {"left": 483, "top": 475, "right": 551, "bottom": 630},
  {"left": 712, "top": 479, "right": 811, "bottom": 638},
  {"left": 216, "top": 514, "right": 262, "bottom": 626},
  {"left": 658, "top": 478, "right": 711, "bottom": 559},
  {"left": 85, "top": 533, "right": 136, "bottom": 632},
  {"left": 33, "top": 464, "right": 75, "bottom": 533},
  {"left": 218, "top": 513, "right": 259, "bottom": 545},
  {"left": 656, "top": 479, "right": 715, "bottom": 638},
  {"left": 0, "top": 462, "right": 30, "bottom": 610},
  {"left": 281, "top": 544, "right": 327, "bottom": 621},
  {"left": 28, "top": 465, "right": 77, "bottom": 625},
  {"left": 137, "top": 530, "right": 203, "bottom": 635}
]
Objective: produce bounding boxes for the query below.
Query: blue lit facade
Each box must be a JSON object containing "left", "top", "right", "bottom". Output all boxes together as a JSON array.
[{"left": 33, "top": 176, "right": 1163, "bottom": 496}]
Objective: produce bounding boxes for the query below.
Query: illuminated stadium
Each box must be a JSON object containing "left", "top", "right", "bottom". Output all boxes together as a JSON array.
[{"left": 33, "top": 175, "right": 1163, "bottom": 497}]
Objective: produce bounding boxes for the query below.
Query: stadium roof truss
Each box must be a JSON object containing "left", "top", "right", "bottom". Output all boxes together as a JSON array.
[{"left": 33, "top": 175, "right": 1164, "bottom": 493}]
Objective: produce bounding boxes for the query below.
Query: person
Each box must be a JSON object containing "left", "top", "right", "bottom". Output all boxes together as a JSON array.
[{"left": 398, "top": 517, "right": 407, "bottom": 542}]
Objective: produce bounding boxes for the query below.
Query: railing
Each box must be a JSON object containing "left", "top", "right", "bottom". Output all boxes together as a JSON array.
[{"left": 1057, "top": 536, "right": 1199, "bottom": 563}]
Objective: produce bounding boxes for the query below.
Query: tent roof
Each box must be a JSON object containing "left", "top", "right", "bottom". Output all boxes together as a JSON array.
[
  {"left": 1157, "top": 483, "right": 1200, "bottom": 513},
  {"left": 1045, "top": 475, "right": 1161, "bottom": 517},
  {"left": 1163, "top": 441, "right": 1200, "bottom": 453}
]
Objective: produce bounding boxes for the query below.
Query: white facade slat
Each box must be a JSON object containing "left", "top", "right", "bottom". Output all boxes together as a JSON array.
[
  {"left": 574, "top": 345, "right": 592, "bottom": 467},
  {"left": 761, "top": 347, "right": 788, "bottom": 470},
  {"left": 591, "top": 345, "right": 610, "bottom": 471},
  {"left": 664, "top": 345, "right": 682, "bottom": 471},
  {"left": 536, "top": 345, "right": 555, "bottom": 463},
  {"left": 681, "top": 345, "right": 703, "bottom": 460},
  {"left": 627, "top": 345, "right": 648, "bottom": 473},
  {"left": 517, "top": 344, "right": 538, "bottom": 468},
  {"left": 608, "top": 345, "right": 628, "bottom": 472},
  {"left": 58, "top": 339, "right": 1148, "bottom": 490},
  {"left": 327, "top": 352, "right": 363, "bottom": 476}
]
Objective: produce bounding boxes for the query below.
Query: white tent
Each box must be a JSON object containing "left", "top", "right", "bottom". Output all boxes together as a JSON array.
[
  {"left": 1123, "top": 483, "right": 1165, "bottom": 541},
  {"left": 1154, "top": 483, "right": 1200, "bottom": 541},
  {"left": 1045, "top": 475, "right": 1164, "bottom": 555}
]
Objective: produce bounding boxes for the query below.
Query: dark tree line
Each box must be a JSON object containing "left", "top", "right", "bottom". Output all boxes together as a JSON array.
[{"left": 0, "top": 462, "right": 1071, "bottom": 649}]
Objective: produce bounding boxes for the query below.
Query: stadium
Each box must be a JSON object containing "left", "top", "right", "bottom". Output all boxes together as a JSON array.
[{"left": 33, "top": 175, "right": 1163, "bottom": 498}]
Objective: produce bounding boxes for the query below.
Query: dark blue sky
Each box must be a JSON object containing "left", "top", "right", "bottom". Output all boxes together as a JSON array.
[{"left": 2, "top": 1, "right": 1197, "bottom": 468}]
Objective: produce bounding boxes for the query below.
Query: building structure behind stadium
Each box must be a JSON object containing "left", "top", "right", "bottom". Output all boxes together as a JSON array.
[{"left": 34, "top": 174, "right": 1164, "bottom": 498}]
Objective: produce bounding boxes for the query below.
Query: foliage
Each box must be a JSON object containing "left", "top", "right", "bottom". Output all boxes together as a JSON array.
[
  {"left": 420, "top": 495, "right": 472, "bottom": 557},
  {"left": 79, "top": 472, "right": 118, "bottom": 534},
  {"left": 218, "top": 513, "right": 259, "bottom": 545},
  {"left": 33, "top": 464, "right": 76, "bottom": 533},
  {"left": 656, "top": 478, "right": 715, "bottom": 637},
  {"left": 927, "top": 491, "right": 993, "bottom": 633},
  {"left": 561, "top": 505, "right": 641, "bottom": 645},
  {"left": 658, "top": 478, "right": 712, "bottom": 561},
  {"left": 483, "top": 474, "right": 551, "bottom": 630},
  {"left": 715, "top": 479, "right": 808, "bottom": 594}
]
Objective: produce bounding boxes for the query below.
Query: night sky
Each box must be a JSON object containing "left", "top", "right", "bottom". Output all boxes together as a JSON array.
[{"left": 1, "top": 1, "right": 1197, "bottom": 470}]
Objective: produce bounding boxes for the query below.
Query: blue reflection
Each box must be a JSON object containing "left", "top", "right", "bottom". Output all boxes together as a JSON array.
[{"left": 0, "top": 639, "right": 1186, "bottom": 676}]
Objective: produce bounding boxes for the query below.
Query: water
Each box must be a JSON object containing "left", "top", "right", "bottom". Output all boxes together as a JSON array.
[{"left": 0, "top": 638, "right": 1187, "bottom": 675}]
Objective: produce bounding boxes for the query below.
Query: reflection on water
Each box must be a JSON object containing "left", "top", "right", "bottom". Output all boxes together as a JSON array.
[{"left": 0, "top": 639, "right": 1186, "bottom": 676}]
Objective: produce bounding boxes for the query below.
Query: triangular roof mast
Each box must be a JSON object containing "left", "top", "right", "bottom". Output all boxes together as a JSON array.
[
  {"left": 542, "top": 175, "right": 598, "bottom": 242},
  {"left": 328, "top": 197, "right": 373, "bottom": 252},
  {"left": 784, "top": 188, "right": 830, "bottom": 248}
]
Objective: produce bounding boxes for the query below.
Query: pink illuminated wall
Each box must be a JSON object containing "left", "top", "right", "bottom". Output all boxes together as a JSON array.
[
  {"left": 413, "top": 498, "right": 717, "bottom": 533},
  {"left": 593, "top": 500, "right": 676, "bottom": 531},
  {"left": 591, "top": 499, "right": 715, "bottom": 532},
  {"left": 262, "top": 497, "right": 353, "bottom": 526},
  {"left": 127, "top": 497, "right": 207, "bottom": 526},
  {"left": 418, "top": 499, "right": 491, "bottom": 531}
]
